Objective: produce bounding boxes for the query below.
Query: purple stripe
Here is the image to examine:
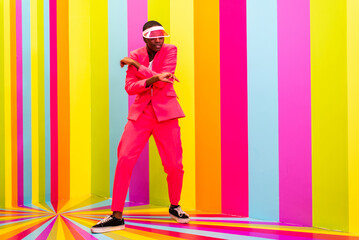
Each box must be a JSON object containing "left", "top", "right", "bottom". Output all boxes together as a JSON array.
[
  {"left": 15, "top": 0, "right": 24, "bottom": 207},
  {"left": 277, "top": 0, "right": 312, "bottom": 226},
  {"left": 127, "top": 0, "right": 149, "bottom": 205},
  {"left": 35, "top": 216, "right": 58, "bottom": 240}
]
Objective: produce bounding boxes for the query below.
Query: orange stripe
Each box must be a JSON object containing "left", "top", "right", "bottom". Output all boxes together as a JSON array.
[
  {"left": 10, "top": 0, "right": 18, "bottom": 208},
  {"left": 57, "top": 0, "right": 70, "bottom": 207},
  {"left": 194, "top": 0, "right": 222, "bottom": 212}
]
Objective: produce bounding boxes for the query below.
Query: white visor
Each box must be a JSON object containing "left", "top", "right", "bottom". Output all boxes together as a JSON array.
[{"left": 143, "top": 26, "right": 170, "bottom": 39}]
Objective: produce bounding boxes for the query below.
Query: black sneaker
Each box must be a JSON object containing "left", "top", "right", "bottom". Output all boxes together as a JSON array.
[
  {"left": 91, "top": 215, "right": 125, "bottom": 233},
  {"left": 169, "top": 205, "right": 190, "bottom": 224}
]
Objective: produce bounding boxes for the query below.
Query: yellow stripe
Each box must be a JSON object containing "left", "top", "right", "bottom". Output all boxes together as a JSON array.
[
  {"left": 69, "top": 0, "right": 91, "bottom": 199},
  {"left": 348, "top": 0, "right": 359, "bottom": 233},
  {"left": 170, "top": 0, "right": 196, "bottom": 210},
  {"left": 56, "top": 215, "right": 66, "bottom": 239},
  {"left": 4, "top": 0, "right": 12, "bottom": 208},
  {"left": 310, "top": 0, "right": 348, "bottom": 231},
  {"left": 89, "top": 0, "right": 109, "bottom": 196},
  {"left": 148, "top": 0, "right": 171, "bottom": 206},
  {"left": 30, "top": 0, "right": 39, "bottom": 204}
]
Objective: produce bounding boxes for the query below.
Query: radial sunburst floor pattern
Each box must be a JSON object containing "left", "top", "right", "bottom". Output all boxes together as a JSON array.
[{"left": 1, "top": 196, "right": 359, "bottom": 239}]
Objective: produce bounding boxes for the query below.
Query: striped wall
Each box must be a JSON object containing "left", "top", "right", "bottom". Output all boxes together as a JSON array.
[{"left": 1, "top": 0, "right": 359, "bottom": 234}]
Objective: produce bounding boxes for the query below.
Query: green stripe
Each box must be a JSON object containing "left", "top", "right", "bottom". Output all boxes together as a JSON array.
[
  {"left": 148, "top": 0, "right": 171, "bottom": 206},
  {"left": 311, "top": 0, "right": 348, "bottom": 231},
  {"left": 37, "top": 0, "right": 46, "bottom": 203},
  {"left": 90, "top": 0, "right": 109, "bottom": 197},
  {"left": 0, "top": 0, "right": 5, "bottom": 208}
]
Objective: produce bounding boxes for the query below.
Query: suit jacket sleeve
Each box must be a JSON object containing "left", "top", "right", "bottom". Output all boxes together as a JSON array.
[
  {"left": 137, "top": 45, "right": 177, "bottom": 89},
  {"left": 124, "top": 52, "right": 149, "bottom": 95}
]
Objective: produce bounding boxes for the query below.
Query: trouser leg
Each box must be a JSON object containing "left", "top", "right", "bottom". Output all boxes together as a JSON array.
[
  {"left": 111, "top": 108, "right": 154, "bottom": 212},
  {"left": 153, "top": 118, "right": 184, "bottom": 206}
]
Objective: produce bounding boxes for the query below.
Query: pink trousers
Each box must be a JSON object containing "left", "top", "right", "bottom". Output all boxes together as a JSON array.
[{"left": 111, "top": 103, "right": 184, "bottom": 212}]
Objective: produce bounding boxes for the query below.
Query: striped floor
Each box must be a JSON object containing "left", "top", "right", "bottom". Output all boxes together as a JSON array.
[{"left": 1, "top": 196, "right": 358, "bottom": 240}]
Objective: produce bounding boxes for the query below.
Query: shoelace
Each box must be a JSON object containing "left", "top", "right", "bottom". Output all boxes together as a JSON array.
[
  {"left": 174, "top": 206, "right": 188, "bottom": 217},
  {"left": 97, "top": 215, "right": 112, "bottom": 225}
]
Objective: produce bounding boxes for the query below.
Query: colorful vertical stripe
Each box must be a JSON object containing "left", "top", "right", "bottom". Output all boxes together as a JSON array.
[
  {"left": 148, "top": 0, "right": 171, "bottom": 207},
  {"left": 348, "top": 0, "right": 359, "bottom": 234},
  {"left": 169, "top": 0, "right": 196, "bottom": 210},
  {"left": 22, "top": 0, "right": 31, "bottom": 205},
  {"left": 49, "top": 0, "right": 58, "bottom": 211},
  {"left": 278, "top": 0, "right": 312, "bottom": 226},
  {"left": 194, "top": 0, "right": 222, "bottom": 213},
  {"left": 90, "top": 0, "right": 109, "bottom": 198},
  {"left": 247, "top": 0, "right": 279, "bottom": 221},
  {"left": 108, "top": 0, "right": 128, "bottom": 197},
  {"left": 57, "top": 0, "right": 70, "bottom": 207},
  {"left": 311, "top": 0, "right": 348, "bottom": 231},
  {"left": 220, "top": 0, "right": 248, "bottom": 217},
  {"left": 68, "top": 0, "right": 91, "bottom": 200},
  {"left": 0, "top": 0, "right": 6, "bottom": 208},
  {"left": 127, "top": 0, "right": 149, "bottom": 205}
]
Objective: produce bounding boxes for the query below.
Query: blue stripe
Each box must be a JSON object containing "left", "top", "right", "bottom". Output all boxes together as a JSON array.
[
  {"left": 247, "top": 0, "right": 279, "bottom": 221},
  {"left": 108, "top": 0, "right": 128, "bottom": 198},
  {"left": 22, "top": 0, "right": 32, "bottom": 205},
  {"left": 44, "top": 0, "right": 51, "bottom": 203}
]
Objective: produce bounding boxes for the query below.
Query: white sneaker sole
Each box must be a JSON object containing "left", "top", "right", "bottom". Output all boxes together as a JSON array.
[
  {"left": 169, "top": 213, "right": 190, "bottom": 224},
  {"left": 91, "top": 225, "right": 125, "bottom": 233}
]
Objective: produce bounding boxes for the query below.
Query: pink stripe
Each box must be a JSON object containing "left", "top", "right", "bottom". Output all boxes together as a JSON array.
[
  {"left": 127, "top": 0, "right": 149, "bottom": 205},
  {"left": 220, "top": 0, "right": 248, "bottom": 216},
  {"left": 277, "top": 0, "right": 312, "bottom": 226},
  {"left": 15, "top": 0, "right": 24, "bottom": 207},
  {"left": 49, "top": 0, "right": 58, "bottom": 212},
  {"left": 35, "top": 216, "right": 58, "bottom": 240}
]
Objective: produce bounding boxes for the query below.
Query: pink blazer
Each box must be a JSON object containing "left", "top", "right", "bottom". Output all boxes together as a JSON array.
[{"left": 125, "top": 44, "right": 185, "bottom": 122}]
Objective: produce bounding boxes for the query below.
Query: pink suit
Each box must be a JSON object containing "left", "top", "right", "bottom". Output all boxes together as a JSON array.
[{"left": 111, "top": 44, "right": 185, "bottom": 212}]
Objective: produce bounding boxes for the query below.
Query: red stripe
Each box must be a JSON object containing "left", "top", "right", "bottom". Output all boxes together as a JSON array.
[
  {"left": 220, "top": 0, "right": 248, "bottom": 216},
  {"left": 49, "top": 0, "right": 58, "bottom": 212}
]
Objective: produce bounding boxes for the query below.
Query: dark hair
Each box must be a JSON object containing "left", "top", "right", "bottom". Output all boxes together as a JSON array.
[{"left": 143, "top": 20, "right": 162, "bottom": 31}]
